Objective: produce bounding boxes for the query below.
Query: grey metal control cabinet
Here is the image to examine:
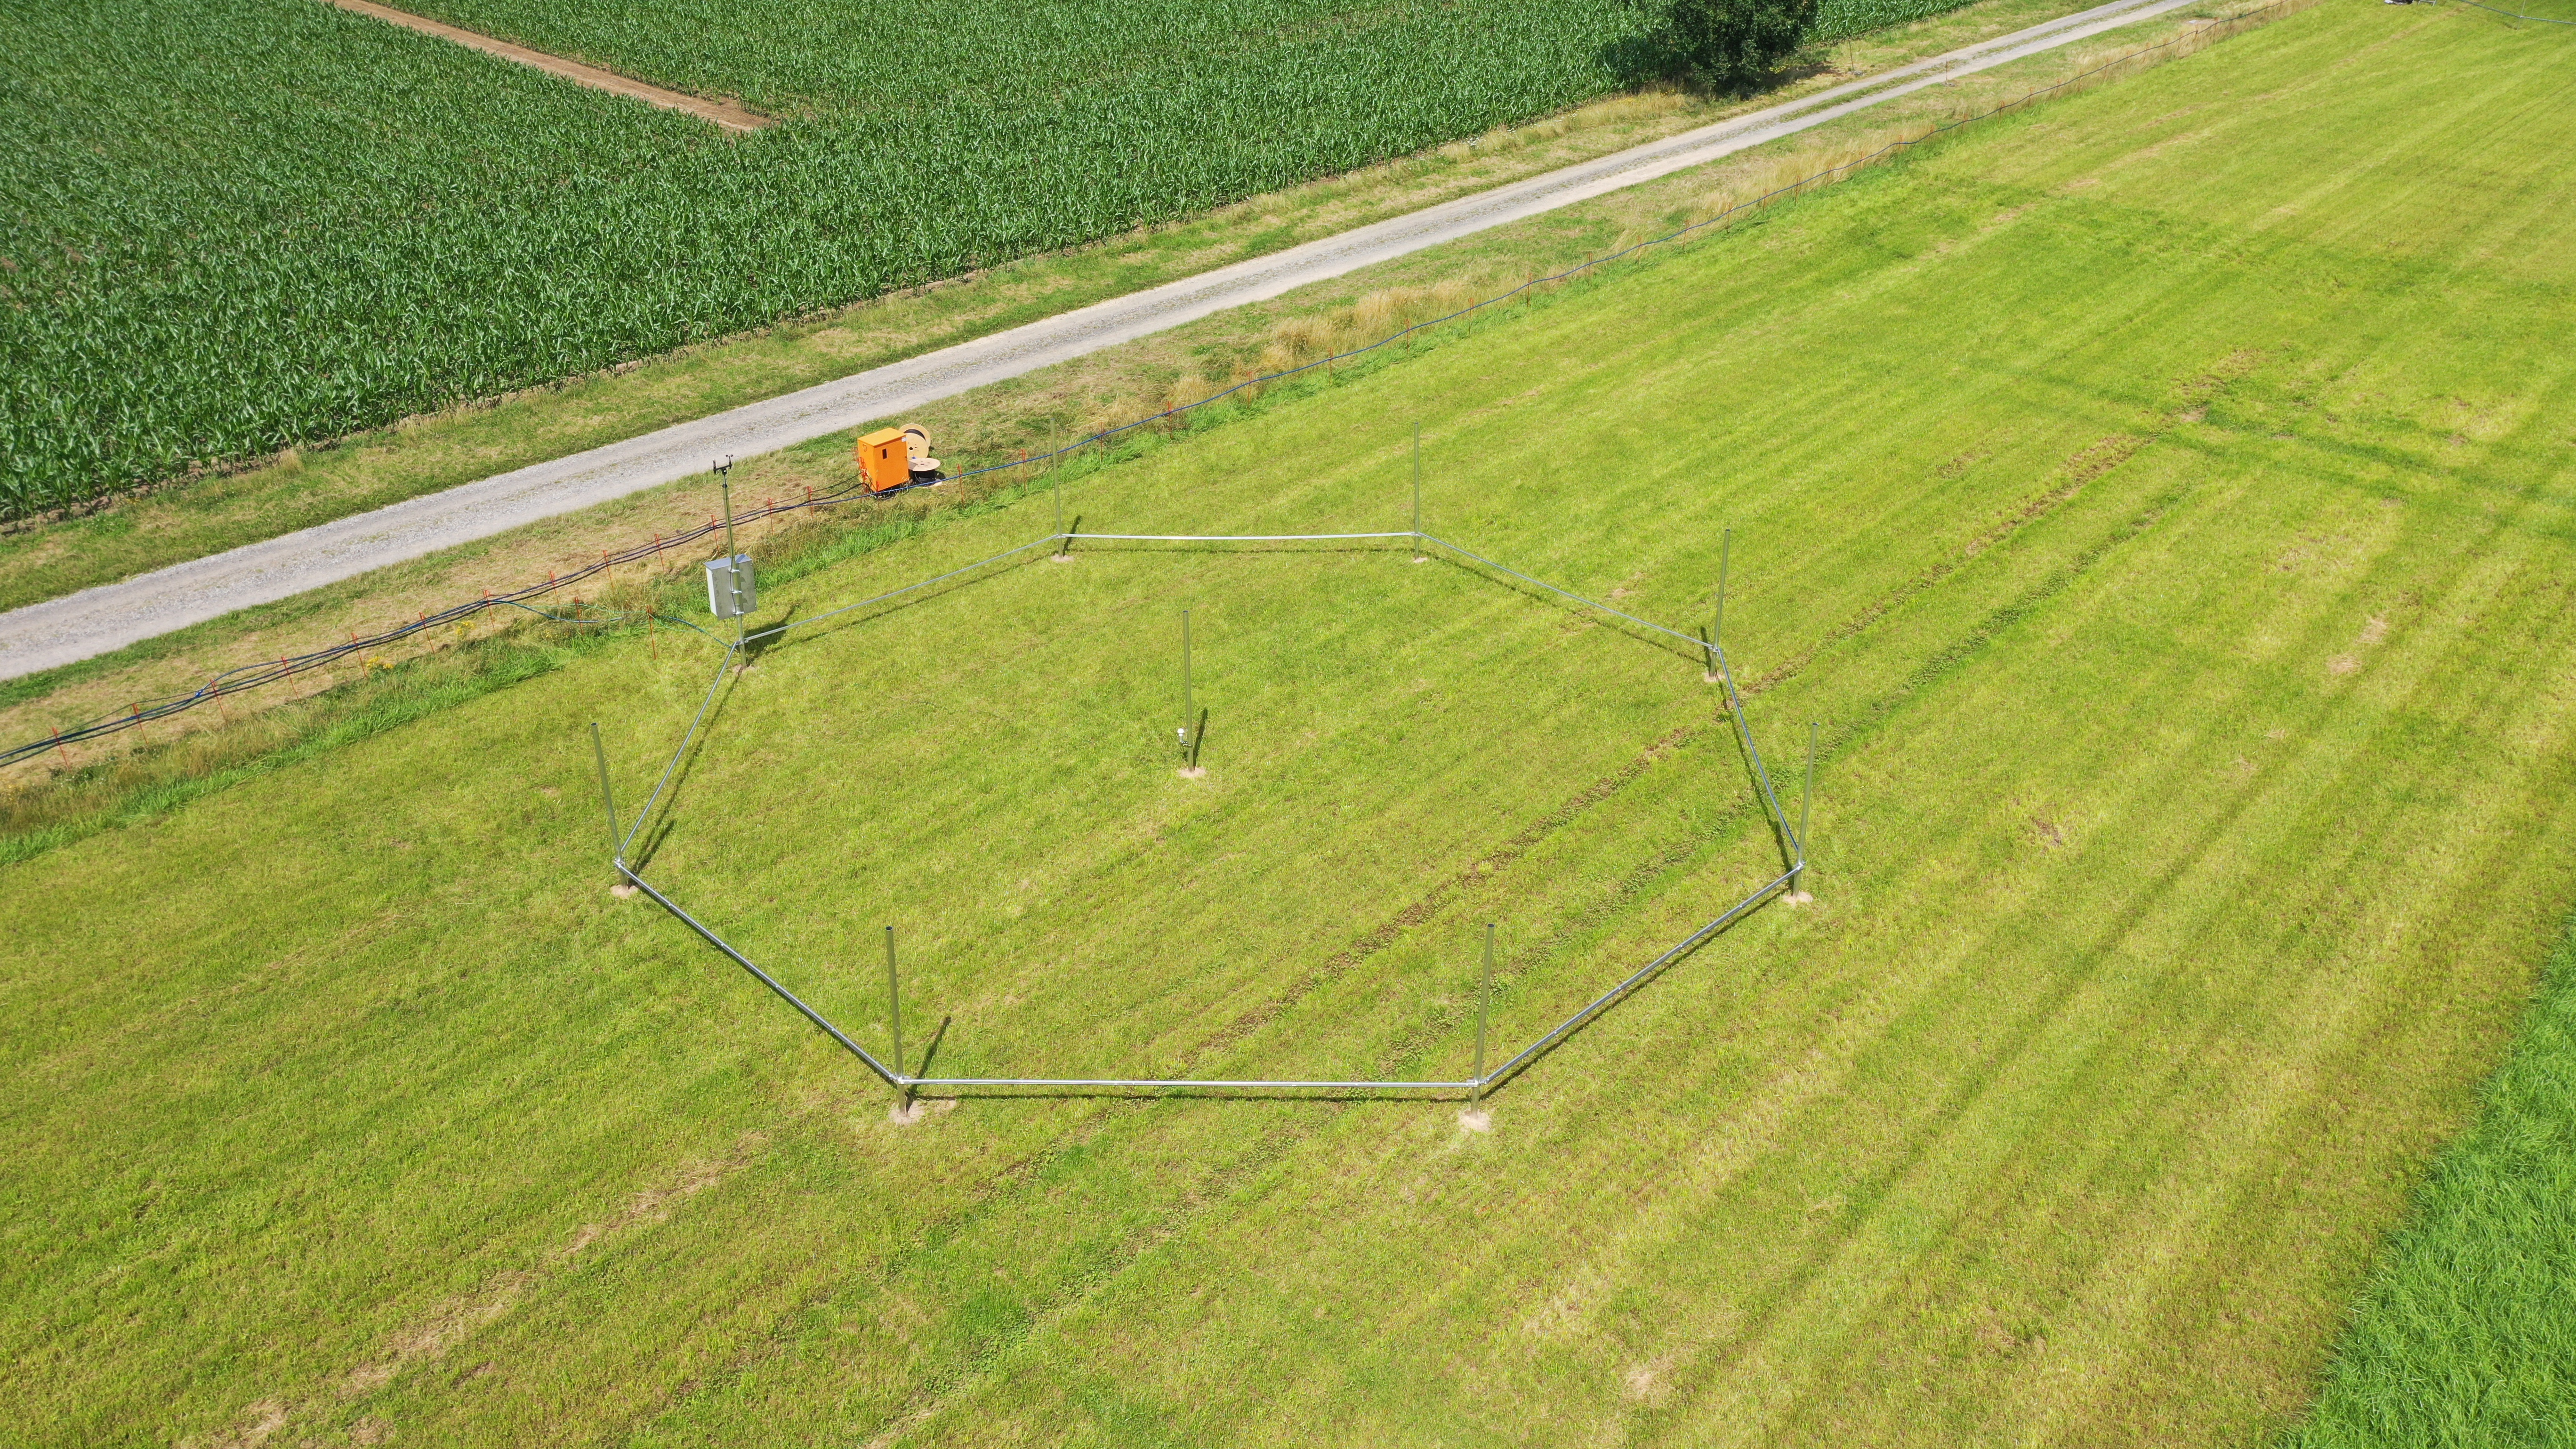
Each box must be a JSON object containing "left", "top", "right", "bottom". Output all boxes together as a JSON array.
[{"left": 704, "top": 554, "right": 757, "bottom": 619}]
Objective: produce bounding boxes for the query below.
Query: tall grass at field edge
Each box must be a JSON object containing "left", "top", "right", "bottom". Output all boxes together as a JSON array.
[{"left": 2284, "top": 911, "right": 2576, "bottom": 1446}]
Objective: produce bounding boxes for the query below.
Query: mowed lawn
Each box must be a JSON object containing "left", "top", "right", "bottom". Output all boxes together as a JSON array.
[{"left": 8, "top": 3, "right": 2576, "bottom": 1443}]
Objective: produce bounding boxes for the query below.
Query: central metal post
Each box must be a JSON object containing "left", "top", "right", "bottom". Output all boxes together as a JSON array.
[
  {"left": 1411, "top": 424, "right": 1424, "bottom": 561},
  {"left": 885, "top": 925, "right": 906, "bottom": 1090},
  {"left": 589, "top": 722, "right": 621, "bottom": 869},
  {"left": 1472, "top": 922, "right": 1495, "bottom": 1102},
  {"left": 1795, "top": 721, "right": 1817, "bottom": 891},
  {"left": 719, "top": 471, "right": 745, "bottom": 646},
  {"left": 1180, "top": 608, "right": 1195, "bottom": 762},
  {"left": 1708, "top": 527, "right": 1731, "bottom": 676}
]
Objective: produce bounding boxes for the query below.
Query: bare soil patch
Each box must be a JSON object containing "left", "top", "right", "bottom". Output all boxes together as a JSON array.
[{"left": 322, "top": 0, "right": 772, "bottom": 131}]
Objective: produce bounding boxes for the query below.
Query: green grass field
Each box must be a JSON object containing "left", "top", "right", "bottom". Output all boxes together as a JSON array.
[{"left": 6, "top": 1, "right": 2573, "bottom": 1441}]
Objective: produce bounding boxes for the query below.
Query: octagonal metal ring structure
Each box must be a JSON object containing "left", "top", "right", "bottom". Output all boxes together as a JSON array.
[{"left": 599, "top": 523, "right": 1807, "bottom": 1100}]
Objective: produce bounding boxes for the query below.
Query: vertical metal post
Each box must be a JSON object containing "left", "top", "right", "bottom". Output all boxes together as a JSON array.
[
  {"left": 1180, "top": 609, "right": 1195, "bottom": 762},
  {"left": 589, "top": 722, "right": 621, "bottom": 869},
  {"left": 1472, "top": 923, "right": 1495, "bottom": 1102},
  {"left": 719, "top": 473, "right": 744, "bottom": 646},
  {"left": 1795, "top": 721, "right": 1817, "bottom": 892},
  {"left": 885, "top": 925, "right": 906, "bottom": 1086},
  {"left": 1053, "top": 467, "right": 1063, "bottom": 539},
  {"left": 1708, "top": 527, "right": 1731, "bottom": 675},
  {"left": 1411, "top": 424, "right": 1424, "bottom": 561},
  {"left": 719, "top": 476, "right": 738, "bottom": 571}
]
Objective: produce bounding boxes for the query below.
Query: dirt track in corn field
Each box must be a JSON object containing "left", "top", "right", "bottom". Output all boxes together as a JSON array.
[{"left": 320, "top": 0, "right": 773, "bottom": 131}]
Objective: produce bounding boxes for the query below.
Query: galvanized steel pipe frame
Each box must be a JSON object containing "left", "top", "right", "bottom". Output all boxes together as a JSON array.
[
  {"left": 624, "top": 856, "right": 1795, "bottom": 1097},
  {"left": 608, "top": 527, "right": 1808, "bottom": 1100}
]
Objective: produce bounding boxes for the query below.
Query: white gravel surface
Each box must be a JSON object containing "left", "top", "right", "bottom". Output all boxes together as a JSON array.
[{"left": 0, "top": 0, "right": 2191, "bottom": 682}]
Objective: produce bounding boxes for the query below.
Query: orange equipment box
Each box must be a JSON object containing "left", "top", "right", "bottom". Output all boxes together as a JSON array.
[{"left": 856, "top": 428, "right": 911, "bottom": 494}]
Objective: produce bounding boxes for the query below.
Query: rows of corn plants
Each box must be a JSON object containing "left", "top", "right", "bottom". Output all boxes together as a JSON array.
[
  {"left": 1814, "top": 0, "right": 1991, "bottom": 40},
  {"left": 0, "top": 0, "right": 1969, "bottom": 519}
]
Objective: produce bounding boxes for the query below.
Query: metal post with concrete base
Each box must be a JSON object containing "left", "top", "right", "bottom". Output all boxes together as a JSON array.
[
  {"left": 1706, "top": 528, "right": 1731, "bottom": 683},
  {"left": 886, "top": 925, "right": 907, "bottom": 1102},
  {"left": 1411, "top": 426, "right": 1425, "bottom": 564},
  {"left": 1473, "top": 924, "right": 1495, "bottom": 1099},
  {"left": 1788, "top": 721, "right": 1817, "bottom": 904},
  {"left": 1177, "top": 609, "right": 1205, "bottom": 775},
  {"left": 1459, "top": 923, "right": 1498, "bottom": 1130}
]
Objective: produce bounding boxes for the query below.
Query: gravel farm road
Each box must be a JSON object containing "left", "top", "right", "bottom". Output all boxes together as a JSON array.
[{"left": 0, "top": 0, "right": 2195, "bottom": 682}]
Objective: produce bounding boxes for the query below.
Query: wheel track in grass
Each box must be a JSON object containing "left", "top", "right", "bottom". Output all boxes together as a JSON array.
[
  {"left": 1747, "top": 349, "right": 2263, "bottom": 697},
  {"left": 1734, "top": 441, "right": 2576, "bottom": 1445},
  {"left": 1169, "top": 720, "right": 1703, "bottom": 1075},
  {"left": 569, "top": 1071, "right": 1358, "bottom": 1444},
  {"left": 216, "top": 1129, "right": 772, "bottom": 1447},
  {"left": 836, "top": 1104, "right": 1335, "bottom": 1449}
]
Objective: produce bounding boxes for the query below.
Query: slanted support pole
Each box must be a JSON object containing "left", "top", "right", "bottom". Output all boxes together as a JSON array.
[{"left": 590, "top": 722, "right": 621, "bottom": 870}]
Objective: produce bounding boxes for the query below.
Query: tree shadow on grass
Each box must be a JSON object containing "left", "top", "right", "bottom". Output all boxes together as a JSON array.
[
  {"left": 1597, "top": 24, "right": 1843, "bottom": 100},
  {"left": 623, "top": 653, "right": 746, "bottom": 875},
  {"left": 738, "top": 601, "right": 803, "bottom": 664}
]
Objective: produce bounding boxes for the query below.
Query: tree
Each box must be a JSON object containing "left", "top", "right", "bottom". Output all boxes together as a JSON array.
[{"left": 1653, "top": 0, "right": 1819, "bottom": 91}]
